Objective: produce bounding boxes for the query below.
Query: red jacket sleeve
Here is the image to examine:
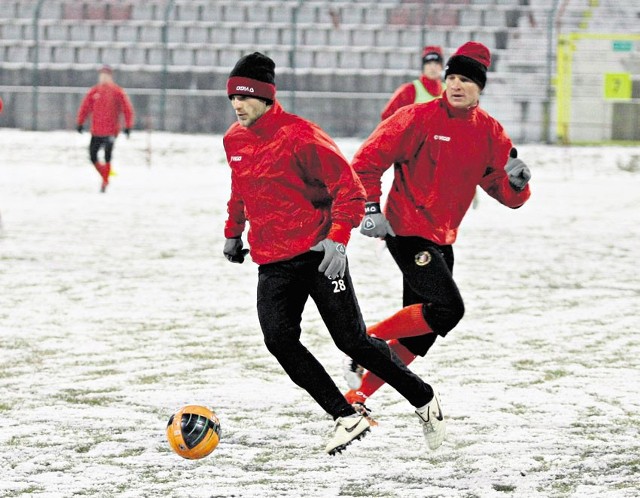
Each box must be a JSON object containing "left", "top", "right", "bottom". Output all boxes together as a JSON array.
[
  {"left": 77, "top": 88, "right": 94, "bottom": 125},
  {"left": 381, "top": 83, "right": 416, "bottom": 121},
  {"left": 479, "top": 119, "right": 531, "bottom": 208},
  {"left": 224, "top": 171, "right": 247, "bottom": 239},
  {"left": 118, "top": 88, "right": 135, "bottom": 129},
  {"left": 295, "top": 132, "right": 366, "bottom": 246},
  {"left": 352, "top": 105, "right": 426, "bottom": 203}
]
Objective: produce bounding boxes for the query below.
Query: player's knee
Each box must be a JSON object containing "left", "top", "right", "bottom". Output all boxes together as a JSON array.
[
  {"left": 262, "top": 333, "right": 296, "bottom": 359},
  {"left": 425, "top": 297, "right": 465, "bottom": 336}
]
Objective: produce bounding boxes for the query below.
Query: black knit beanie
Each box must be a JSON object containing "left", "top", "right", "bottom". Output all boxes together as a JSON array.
[{"left": 227, "top": 52, "right": 276, "bottom": 104}]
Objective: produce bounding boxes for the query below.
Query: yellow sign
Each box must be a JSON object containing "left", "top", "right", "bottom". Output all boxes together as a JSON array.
[{"left": 604, "top": 73, "right": 632, "bottom": 100}]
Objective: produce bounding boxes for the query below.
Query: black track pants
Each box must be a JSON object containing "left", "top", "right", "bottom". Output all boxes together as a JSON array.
[
  {"left": 385, "top": 236, "right": 465, "bottom": 357},
  {"left": 89, "top": 135, "right": 115, "bottom": 164},
  {"left": 257, "top": 252, "right": 433, "bottom": 418}
]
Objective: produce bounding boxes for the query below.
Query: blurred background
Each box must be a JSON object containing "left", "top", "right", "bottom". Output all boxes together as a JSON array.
[{"left": 0, "top": 0, "right": 638, "bottom": 142}]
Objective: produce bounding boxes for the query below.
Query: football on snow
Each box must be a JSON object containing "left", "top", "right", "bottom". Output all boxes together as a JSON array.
[{"left": 166, "top": 405, "right": 221, "bottom": 459}]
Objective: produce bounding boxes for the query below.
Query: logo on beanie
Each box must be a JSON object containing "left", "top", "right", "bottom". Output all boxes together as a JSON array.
[
  {"left": 235, "top": 85, "right": 254, "bottom": 93},
  {"left": 434, "top": 135, "right": 451, "bottom": 142}
]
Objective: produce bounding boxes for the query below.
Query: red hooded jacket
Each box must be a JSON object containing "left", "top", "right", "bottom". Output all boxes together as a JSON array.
[
  {"left": 353, "top": 93, "right": 531, "bottom": 246},
  {"left": 381, "top": 75, "right": 444, "bottom": 121},
  {"left": 77, "top": 82, "right": 134, "bottom": 136},
  {"left": 223, "top": 101, "right": 366, "bottom": 265}
]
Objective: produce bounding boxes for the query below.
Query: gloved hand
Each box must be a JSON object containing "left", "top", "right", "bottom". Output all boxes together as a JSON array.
[
  {"left": 124, "top": 128, "right": 131, "bottom": 138},
  {"left": 76, "top": 124, "right": 83, "bottom": 134},
  {"left": 360, "top": 202, "right": 396, "bottom": 238},
  {"left": 223, "top": 238, "right": 249, "bottom": 264},
  {"left": 310, "top": 238, "right": 347, "bottom": 279},
  {"left": 505, "top": 148, "right": 531, "bottom": 191}
]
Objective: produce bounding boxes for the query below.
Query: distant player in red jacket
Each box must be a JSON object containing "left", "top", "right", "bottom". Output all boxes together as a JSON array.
[
  {"left": 222, "top": 53, "right": 439, "bottom": 455},
  {"left": 381, "top": 46, "right": 445, "bottom": 121},
  {"left": 77, "top": 65, "right": 134, "bottom": 192},
  {"left": 343, "top": 42, "right": 532, "bottom": 442}
]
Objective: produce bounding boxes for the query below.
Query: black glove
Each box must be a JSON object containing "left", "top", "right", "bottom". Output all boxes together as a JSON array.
[
  {"left": 223, "top": 238, "right": 249, "bottom": 264},
  {"left": 76, "top": 124, "right": 83, "bottom": 134},
  {"left": 124, "top": 128, "right": 131, "bottom": 138},
  {"left": 360, "top": 202, "right": 395, "bottom": 238}
]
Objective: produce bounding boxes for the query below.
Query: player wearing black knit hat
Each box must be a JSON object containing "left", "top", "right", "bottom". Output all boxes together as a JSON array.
[{"left": 222, "top": 52, "right": 436, "bottom": 455}]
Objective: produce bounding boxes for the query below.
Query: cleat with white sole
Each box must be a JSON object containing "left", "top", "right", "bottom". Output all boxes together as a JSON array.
[
  {"left": 415, "top": 390, "right": 445, "bottom": 450},
  {"left": 325, "top": 415, "right": 371, "bottom": 455}
]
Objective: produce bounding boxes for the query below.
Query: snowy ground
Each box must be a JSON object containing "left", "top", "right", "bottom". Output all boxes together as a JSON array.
[{"left": 0, "top": 129, "right": 639, "bottom": 498}]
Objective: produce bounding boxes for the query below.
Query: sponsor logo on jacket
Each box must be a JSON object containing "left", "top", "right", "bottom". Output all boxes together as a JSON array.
[
  {"left": 235, "top": 86, "right": 254, "bottom": 93},
  {"left": 230, "top": 156, "right": 242, "bottom": 162},
  {"left": 433, "top": 135, "right": 451, "bottom": 142}
]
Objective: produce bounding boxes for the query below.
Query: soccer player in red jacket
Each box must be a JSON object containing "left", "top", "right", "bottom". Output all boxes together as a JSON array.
[
  {"left": 222, "top": 53, "right": 439, "bottom": 455},
  {"left": 381, "top": 46, "right": 445, "bottom": 121},
  {"left": 343, "top": 42, "right": 532, "bottom": 445},
  {"left": 77, "top": 65, "right": 134, "bottom": 192}
]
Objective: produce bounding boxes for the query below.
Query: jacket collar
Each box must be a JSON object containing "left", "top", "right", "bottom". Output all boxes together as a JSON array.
[
  {"left": 246, "top": 100, "right": 284, "bottom": 138},
  {"left": 441, "top": 91, "right": 479, "bottom": 119}
]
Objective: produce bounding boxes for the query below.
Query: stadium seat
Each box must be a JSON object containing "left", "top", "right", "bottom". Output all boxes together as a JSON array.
[
  {"left": 351, "top": 29, "right": 376, "bottom": 47},
  {"left": 302, "top": 27, "right": 327, "bottom": 46},
  {"left": 172, "top": 47, "right": 195, "bottom": 66},
  {"left": 131, "top": 4, "right": 160, "bottom": 21},
  {"left": 247, "top": 4, "right": 270, "bottom": 23},
  {"left": 195, "top": 47, "right": 217, "bottom": 67},
  {"left": 44, "top": 24, "right": 69, "bottom": 42},
  {"left": 338, "top": 51, "right": 362, "bottom": 70},
  {"left": 375, "top": 29, "right": 399, "bottom": 47},
  {"left": 52, "top": 45, "right": 76, "bottom": 64},
  {"left": 176, "top": 4, "right": 201, "bottom": 22},
  {"left": 116, "top": 24, "right": 139, "bottom": 43},
  {"left": 168, "top": 25, "right": 186, "bottom": 43},
  {"left": 256, "top": 27, "right": 282, "bottom": 45},
  {"left": 148, "top": 47, "right": 165, "bottom": 66},
  {"left": 459, "top": 10, "right": 482, "bottom": 27},
  {"left": 70, "top": 24, "right": 92, "bottom": 42},
  {"left": 221, "top": 4, "right": 246, "bottom": 23},
  {"left": 361, "top": 51, "right": 386, "bottom": 70},
  {"left": 124, "top": 46, "right": 146, "bottom": 65},
  {"left": 77, "top": 46, "right": 100, "bottom": 64},
  {"left": 326, "top": 28, "right": 349, "bottom": 46},
  {"left": 100, "top": 46, "right": 123, "bottom": 65},
  {"left": 314, "top": 50, "right": 338, "bottom": 69},
  {"left": 140, "top": 25, "right": 163, "bottom": 43},
  {"left": 210, "top": 26, "right": 234, "bottom": 45},
  {"left": 1, "top": 22, "right": 26, "bottom": 41}
]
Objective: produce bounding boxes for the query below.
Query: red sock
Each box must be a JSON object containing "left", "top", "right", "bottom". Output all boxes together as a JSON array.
[
  {"left": 345, "top": 340, "right": 417, "bottom": 404},
  {"left": 367, "top": 304, "right": 432, "bottom": 340}
]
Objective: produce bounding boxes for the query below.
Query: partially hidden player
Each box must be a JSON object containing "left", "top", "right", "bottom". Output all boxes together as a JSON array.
[
  {"left": 343, "top": 42, "right": 532, "bottom": 436},
  {"left": 381, "top": 45, "right": 445, "bottom": 121},
  {"left": 76, "top": 65, "right": 134, "bottom": 192},
  {"left": 222, "top": 53, "right": 445, "bottom": 455}
]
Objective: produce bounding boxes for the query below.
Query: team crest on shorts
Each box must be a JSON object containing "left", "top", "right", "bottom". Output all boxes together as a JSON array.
[{"left": 415, "top": 251, "right": 432, "bottom": 266}]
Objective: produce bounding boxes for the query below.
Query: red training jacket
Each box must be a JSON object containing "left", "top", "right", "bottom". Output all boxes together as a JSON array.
[
  {"left": 77, "top": 82, "right": 134, "bottom": 136},
  {"left": 223, "top": 101, "right": 366, "bottom": 265},
  {"left": 353, "top": 93, "right": 531, "bottom": 246},
  {"left": 381, "top": 75, "right": 444, "bottom": 121}
]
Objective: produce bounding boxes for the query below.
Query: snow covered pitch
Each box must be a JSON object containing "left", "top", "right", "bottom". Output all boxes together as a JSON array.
[{"left": 1, "top": 130, "right": 638, "bottom": 497}]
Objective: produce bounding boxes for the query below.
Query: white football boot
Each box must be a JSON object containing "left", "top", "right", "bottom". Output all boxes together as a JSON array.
[
  {"left": 415, "top": 390, "right": 445, "bottom": 450},
  {"left": 325, "top": 414, "right": 371, "bottom": 455},
  {"left": 342, "top": 356, "right": 364, "bottom": 390}
]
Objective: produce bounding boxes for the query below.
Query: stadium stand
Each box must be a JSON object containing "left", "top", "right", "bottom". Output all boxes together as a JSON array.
[{"left": 1, "top": 0, "right": 637, "bottom": 138}]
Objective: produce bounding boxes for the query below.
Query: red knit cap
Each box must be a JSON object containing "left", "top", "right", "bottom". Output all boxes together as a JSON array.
[
  {"left": 452, "top": 41, "right": 490, "bottom": 68},
  {"left": 444, "top": 41, "right": 491, "bottom": 89},
  {"left": 422, "top": 45, "right": 444, "bottom": 65}
]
